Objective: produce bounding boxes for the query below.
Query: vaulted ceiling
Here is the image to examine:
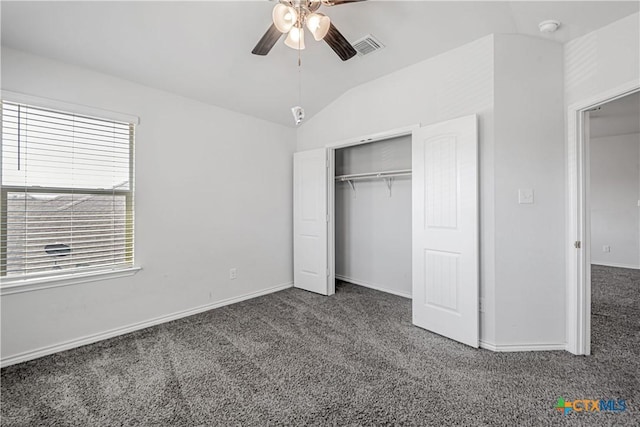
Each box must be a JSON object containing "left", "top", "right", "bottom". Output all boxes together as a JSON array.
[{"left": 2, "top": 1, "right": 638, "bottom": 127}]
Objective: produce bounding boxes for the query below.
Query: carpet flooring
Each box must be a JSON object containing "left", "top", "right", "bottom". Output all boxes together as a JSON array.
[{"left": 1, "top": 266, "right": 638, "bottom": 426}]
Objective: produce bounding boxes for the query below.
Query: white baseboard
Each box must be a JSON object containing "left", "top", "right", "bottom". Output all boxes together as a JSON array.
[
  {"left": 591, "top": 262, "right": 640, "bottom": 270},
  {"left": 0, "top": 282, "right": 293, "bottom": 368},
  {"left": 335, "top": 274, "right": 412, "bottom": 299},
  {"left": 479, "top": 340, "right": 566, "bottom": 352}
]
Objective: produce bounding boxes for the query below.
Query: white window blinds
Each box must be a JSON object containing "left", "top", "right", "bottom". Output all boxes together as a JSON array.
[{"left": 1, "top": 100, "right": 135, "bottom": 279}]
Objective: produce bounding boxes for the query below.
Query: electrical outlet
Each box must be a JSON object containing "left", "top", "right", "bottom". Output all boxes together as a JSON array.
[
  {"left": 229, "top": 268, "right": 237, "bottom": 280},
  {"left": 602, "top": 245, "right": 611, "bottom": 253}
]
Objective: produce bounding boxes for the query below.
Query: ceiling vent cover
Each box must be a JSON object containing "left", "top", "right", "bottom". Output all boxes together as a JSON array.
[{"left": 352, "top": 34, "right": 385, "bottom": 56}]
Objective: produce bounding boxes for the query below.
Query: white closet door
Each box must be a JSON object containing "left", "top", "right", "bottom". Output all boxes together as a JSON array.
[
  {"left": 412, "top": 115, "right": 479, "bottom": 348},
  {"left": 294, "top": 149, "right": 329, "bottom": 295}
]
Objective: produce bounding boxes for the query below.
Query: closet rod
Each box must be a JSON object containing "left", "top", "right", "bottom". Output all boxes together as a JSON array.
[{"left": 335, "top": 169, "right": 411, "bottom": 182}]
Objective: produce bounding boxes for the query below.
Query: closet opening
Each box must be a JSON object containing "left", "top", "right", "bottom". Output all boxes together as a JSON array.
[
  {"left": 302, "top": 117, "right": 477, "bottom": 345},
  {"left": 329, "top": 133, "right": 413, "bottom": 299}
]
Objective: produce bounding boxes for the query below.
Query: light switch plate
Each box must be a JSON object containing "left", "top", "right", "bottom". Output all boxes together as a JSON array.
[{"left": 518, "top": 189, "right": 534, "bottom": 204}]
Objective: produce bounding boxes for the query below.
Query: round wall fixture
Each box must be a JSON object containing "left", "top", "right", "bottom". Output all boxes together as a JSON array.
[{"left": 539, "top": 20, "right": 561, "bottom": 33}]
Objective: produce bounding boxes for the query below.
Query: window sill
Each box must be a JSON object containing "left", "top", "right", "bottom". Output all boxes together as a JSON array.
[{"left": 0, "top": 267, "right": 142, "bottom": 296}]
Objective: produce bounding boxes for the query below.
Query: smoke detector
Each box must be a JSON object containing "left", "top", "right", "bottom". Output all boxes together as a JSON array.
[{"left": 539, "top": 20, "right": 561, "bottom": 33}]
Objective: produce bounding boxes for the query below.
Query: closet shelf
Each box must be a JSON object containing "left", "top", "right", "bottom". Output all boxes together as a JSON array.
[
  {"left": 335, "top": 169, "right": 411, "bottom": 197},
  {"left": 334, "top": 169, "right": 412, "bottom": 182}
]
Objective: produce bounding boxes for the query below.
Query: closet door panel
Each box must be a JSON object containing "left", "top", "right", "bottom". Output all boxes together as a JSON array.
[
  {"left": 294, "top": 149, "right": 329, "bottom": 295},
  {"left": 412, "top": 115, "right": 479, "bottom": 348}
]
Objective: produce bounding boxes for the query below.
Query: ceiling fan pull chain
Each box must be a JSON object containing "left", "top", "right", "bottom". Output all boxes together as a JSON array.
[
  {"left": 298, "top": 57, "right": 302, "bottom": 106},
  {"left": 290, "top": 47, "right": 305, "bottom": 126}
]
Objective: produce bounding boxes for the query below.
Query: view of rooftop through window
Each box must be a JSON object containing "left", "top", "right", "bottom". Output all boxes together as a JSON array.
[{"left": 1, "top": 101, "right": 134, "bottom": 278}]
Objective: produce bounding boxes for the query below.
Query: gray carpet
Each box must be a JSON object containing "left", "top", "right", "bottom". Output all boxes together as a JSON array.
[{"left": 1, "top": 266, "right": 638, "bottom": 426}]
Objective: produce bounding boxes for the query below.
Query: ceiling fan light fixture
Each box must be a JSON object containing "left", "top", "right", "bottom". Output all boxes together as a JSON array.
[
  {"left": 306, "top": 13, "right": 331, "bottom": 41},
  {"left": 252, "top": 0, "right": 360, "bottom": 60},
  {"left": 285, "top": 26, "right": 306, "bottom": 50},
  {"left": 272, "top": 4, "right": 297, "bottom": 33}
]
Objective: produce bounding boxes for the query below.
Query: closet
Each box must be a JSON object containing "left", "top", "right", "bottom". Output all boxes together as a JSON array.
[
  {"left": 334, "top": 135, "right": 412, "bottom": 298},
  {"left": 294, "top": 115, "right": 479, "bottom": 347}
]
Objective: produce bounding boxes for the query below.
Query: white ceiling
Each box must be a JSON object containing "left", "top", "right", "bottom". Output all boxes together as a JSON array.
[{"left": 1, "top": 1, "right": 638, "bottom": 127}]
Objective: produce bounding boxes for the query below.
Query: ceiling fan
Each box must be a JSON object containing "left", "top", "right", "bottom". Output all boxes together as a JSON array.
[{"left": 252, "top": 0, "right": 365, "bottom": 61}]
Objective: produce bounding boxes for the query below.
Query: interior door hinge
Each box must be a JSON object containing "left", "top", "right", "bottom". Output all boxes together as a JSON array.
[
  {"left": 326, "top": 214, "right": 330, "bottom": 222},
  {"left": 574, "top": 241, "right": 581, "bottom": 249}
]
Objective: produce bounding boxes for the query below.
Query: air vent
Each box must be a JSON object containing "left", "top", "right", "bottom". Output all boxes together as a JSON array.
[{"left": 352, "top": 34, "right": 385, "bottom": 56}]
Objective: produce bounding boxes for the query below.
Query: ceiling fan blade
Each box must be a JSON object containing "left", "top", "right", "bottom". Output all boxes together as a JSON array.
[
  {"left": 323, "top": 23, "right": 357, "bottom": 61},
  {"left": 252, "top": 23, "right": 282, "bottom": 56},
  {"left": 323, "top": 0, "right": 366, "bottom": 5}
]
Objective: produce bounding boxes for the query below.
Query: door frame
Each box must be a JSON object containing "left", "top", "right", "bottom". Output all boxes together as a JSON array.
[
  {"left": 566, "top": 80, "right": 639, "bottom": 355},
  {"left": 325, "top": 124, "right": 420, "bottom": 296}
]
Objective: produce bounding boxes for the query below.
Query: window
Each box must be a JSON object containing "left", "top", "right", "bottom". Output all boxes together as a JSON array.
[{"left": 1, "top": 100, "right": 135, "bottom": 281}]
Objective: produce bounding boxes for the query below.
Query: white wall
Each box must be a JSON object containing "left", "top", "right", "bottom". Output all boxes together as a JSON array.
[
  {"left": 564, "top": 13, "right": 640, "bottom": 352},
  {"left": 590, "top": 133, "right": 640, "bottom": 268},
  {"left": 0, "top": 48, "right": 296, "bottom": 364},
  {"left": 297, "top": 35, "right": 499, "bottom": 345},
  {"left": 565, "top": 13, "right": 640, "bottom": 107},
  {"left": 298, "top": 34, "right": 568, "bottom": 349},
  {"left": 493, "top": 35, "right": 565, "bottom": 346},
  {"left": 335, "top": 136, "right": 412, "bottom": 297}
]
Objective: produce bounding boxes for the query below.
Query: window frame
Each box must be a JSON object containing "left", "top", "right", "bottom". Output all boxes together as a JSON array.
[{"left": 0, "top": 92, "right": 140, "bottom": 292}]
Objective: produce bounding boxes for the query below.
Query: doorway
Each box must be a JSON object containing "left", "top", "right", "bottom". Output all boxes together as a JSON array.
[
  {"left": 333, "top": 134, "right": 413, "bottom": 299},
  {"left": 326, "top": 125, "right": 418, "bottom": 298},
  {"left": 588, "top": 92, "right": 640, "bottom": 354},
  {"left": 567, "top": 83, "right": 640, "bottom": 355}
]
